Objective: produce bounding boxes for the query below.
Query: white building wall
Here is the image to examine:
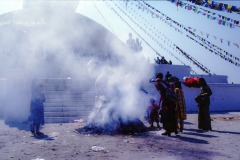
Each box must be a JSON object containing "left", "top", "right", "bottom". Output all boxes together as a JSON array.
[
  {"left": 182, "top": 84, "right": 240, "bottom": 112},
  {"left": 0, "top": 79, "right": 7, "bottom": 118}
]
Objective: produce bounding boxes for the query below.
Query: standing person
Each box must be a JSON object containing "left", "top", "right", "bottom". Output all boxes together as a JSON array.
[
  {"left": 29, "top": 83, "right": 45, "bottom": 136},
  {"left": 126, "top": 33, "right": 136, "bottom": 51},
  {"left": 153, "top": 73, "right": 177, "bottom": 136},
  {"left": 173, "top": 77, "right": 187, "bottom": 132},
  {"left": 195, "top": 78, "right": 212, "bottom": 131},
  {"left": 165, "top": 71, "right": 172, "bottom": 81},
  {"left": 147, "top": 98, "right": 160, "bottom": 128},
  {"left": 135, "top": 38, "right": 142, "bottom": 52}
]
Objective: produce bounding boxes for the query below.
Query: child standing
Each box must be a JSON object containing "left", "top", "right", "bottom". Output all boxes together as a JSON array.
[{"left": 147, "top": 98, "right": 160, "bottom": 128}]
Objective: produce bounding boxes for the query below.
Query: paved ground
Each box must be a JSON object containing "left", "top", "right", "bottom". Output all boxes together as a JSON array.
[{"left": 0, "top": 112, "right": 240, "bottom": 160}]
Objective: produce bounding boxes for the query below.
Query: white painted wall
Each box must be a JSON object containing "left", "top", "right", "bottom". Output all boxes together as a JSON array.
[
  {"left": 182, "top": 84, "right": 240, "bottom": 112},
  {"left": 0, "top": 79, "right": 7, "bottom": 118}
]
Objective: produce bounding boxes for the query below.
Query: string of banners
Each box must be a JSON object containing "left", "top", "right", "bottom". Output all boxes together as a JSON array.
[
  {"left": 115, "top": 1, "right": 211, "bottom": 74},
  {"left": 140, "top": 1, "right": 240, "bottom": 67},
  {"left": 124, "top": 3, "right": 191, "bottom": 68},
  {"left": 185, "top": 0, "right": 240, "bottom": 14},
  {"left": 113, "top": 1, "right": 186, "bottom": 65},
  {"left": 128, "top": 2, "right": 211, "bottom": 74},
  {"left": 137, "top": 1, "right": 239, "bottom": 49},
  {"left": 104, "top": 1, "right": 164, "bottom": 57},
  {"left": 188, "top": 27, "right": 240, "bottom": 49},
  {"left": 169, "top": 0, "right": 240, "bottom": 28}
]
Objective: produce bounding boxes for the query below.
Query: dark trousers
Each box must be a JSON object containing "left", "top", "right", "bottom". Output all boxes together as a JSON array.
[{"left": 30, "top": 122, "right": 40, "bottom": 133}]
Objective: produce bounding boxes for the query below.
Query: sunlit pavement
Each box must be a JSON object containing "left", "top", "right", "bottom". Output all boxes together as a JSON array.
[{"left": 0, "top": 112, "right": 240, "bottom": 160}]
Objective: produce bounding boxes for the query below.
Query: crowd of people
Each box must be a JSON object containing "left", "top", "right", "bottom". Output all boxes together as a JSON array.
[
  {"left": 147, "top": 71, "right": 212, "bottom": 136},
  {"left": 154, "top": 56, "right": 172, "bottom": 65}
]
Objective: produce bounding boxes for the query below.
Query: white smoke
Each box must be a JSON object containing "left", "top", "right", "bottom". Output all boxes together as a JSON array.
[
  {"left": 87, "top": 48, "right": 154, "bottom": 127},
  {"left": 0, "top": 0, "right": 155, "bottom": 125}
]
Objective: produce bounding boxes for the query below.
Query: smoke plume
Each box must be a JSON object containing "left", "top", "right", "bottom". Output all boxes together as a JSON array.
[{"left": 0, "top": 1, "right": 155, "bottom": 130}]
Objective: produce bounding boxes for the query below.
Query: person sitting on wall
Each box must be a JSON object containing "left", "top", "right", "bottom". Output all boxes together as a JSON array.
[
  {"left": 161, "top": 56, "right": 168, "bottom": 64},
  {"left": 154, "top": 57, "right": 161, "bottom": 64}
]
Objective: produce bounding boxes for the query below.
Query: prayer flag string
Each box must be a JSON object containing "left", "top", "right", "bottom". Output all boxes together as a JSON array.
[
  {"left": 169, "top": 0, "right": 239, "bottom": 28},
  {"left": 141, "top": 1, "right": 240, "bottom": 66},
  {"left": 185, "top": 0, "right": 240, "bottom": 14},
  {"left": 113, "top": 1, "right": 211, "bottom": 74}
]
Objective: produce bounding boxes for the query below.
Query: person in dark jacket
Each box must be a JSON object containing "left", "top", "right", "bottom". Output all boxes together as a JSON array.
[
  {"left": 195, "top": 78, "right": 212, "bottom": 131},
  {"left": 29, "top": 83, "right": 45, "bottom": 136},
  {"left": 153, "top": 73, "right": 177, "bottom": 136}
]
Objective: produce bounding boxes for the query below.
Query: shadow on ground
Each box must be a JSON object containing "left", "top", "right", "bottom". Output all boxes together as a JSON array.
[{"left": 4, "top": 121, "right": 30, "bottom": 131}]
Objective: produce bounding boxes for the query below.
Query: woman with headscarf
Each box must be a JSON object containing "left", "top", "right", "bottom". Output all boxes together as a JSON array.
[
  {"left": 195, "top": 78, "right": 212, "bottom": 131},
  {"left": 172, "top": 77, "right": 187, "bottom": 132},
  {"left": 154, "top": 73, "right": 177, "bottom": 136}
]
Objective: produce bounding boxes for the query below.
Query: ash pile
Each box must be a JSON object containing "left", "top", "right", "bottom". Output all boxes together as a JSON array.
[{"left": 78, "top": 96, "right": 147, "bottom": 135}]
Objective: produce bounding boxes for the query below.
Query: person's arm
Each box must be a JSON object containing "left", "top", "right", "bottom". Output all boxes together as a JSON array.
[
  {"left": 30, "top": 101, "right": 33, "bottom": 113},
  {"left": 154, "top": 58, "right": 158, "bottom": 63},
  {"left": 158, "top": 97, "right": 162, "bottom": 108},
  {"left": 200, "top": 86, "right": 212, "bottom": 97}
]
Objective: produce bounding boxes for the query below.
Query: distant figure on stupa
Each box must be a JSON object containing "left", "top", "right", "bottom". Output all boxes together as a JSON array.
[{"left": 126, "top": 33, "right": 142, "bottom": 53}]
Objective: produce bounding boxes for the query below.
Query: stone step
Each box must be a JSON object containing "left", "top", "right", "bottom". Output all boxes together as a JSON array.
[
  {"left": 36, "top": 77, "right": 90, "bottom": 83},
  {"left": 33, "top": 78, "right": 96, "bottom": 123},
  {"left": 44, "top": 94, "right": 95, "bottom": 99},
  {"left": 45, "top": 110, "right": 91, "bottom": 117},
  {"left": 44, "top": 103, "right": 94, "bottom": 108},
  {"left": 44, "top": 99, "right": 93, "bottom": 104},
  {"left": 44, "top": 116, "right": 88, "bottom": 123},
  {"left": 43, "top": 86, "right": 92, "bottom": 91},
  {"left": 43, "top": 90, "right": 96, "bottom": 96},
  {"left": 44, "top": 107, "right": 93, "bottom": 112}
]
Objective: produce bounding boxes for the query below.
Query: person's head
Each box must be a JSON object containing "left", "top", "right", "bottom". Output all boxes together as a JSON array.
[
  {"left": 35, "top": 84, "right": 44, "bottom": 93},
  {"left": 128, "top": 33, "right": 132, "bottom": 39},
  {"left": 199, "top": 78, "right": 207, "bottom": 86},
  {"left": 172, "top": 77, "right": 181, "bottom": 88},
  {"left": 165, "top": 71, "right": 172, "bottom": 80},
  {"left": 156, "top": 72, "right": 163, "bottom": 79},
  {"left": 150, "top": 98, "right": 155, "bottom": 104}
]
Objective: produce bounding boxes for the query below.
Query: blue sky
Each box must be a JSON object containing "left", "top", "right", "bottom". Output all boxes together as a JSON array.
[{"left": 0, "top": 0, "right": 240, "bottom": 84}]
